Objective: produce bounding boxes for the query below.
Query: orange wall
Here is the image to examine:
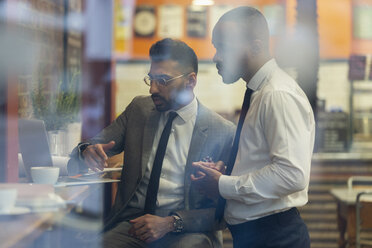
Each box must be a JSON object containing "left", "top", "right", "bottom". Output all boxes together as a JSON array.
[
  {"left": 318, "top": 0, "right": 351, "bottom": 59},
  {"left": 115, "top": 0, "right": 283, "bottom": 60},
  {"left": 115, "top": 0, "right": 371, "bottom": 60},
  {"left": 318, "top": 0, "right": 372, "bottom": 58}
]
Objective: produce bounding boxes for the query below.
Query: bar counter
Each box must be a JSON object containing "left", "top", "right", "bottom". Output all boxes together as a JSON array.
[
  {"left": 313, "top": 152, "right": 372, "bottom": 162},
  {"left": 303, "top": 143, "right": 372, "bottom": 247}
]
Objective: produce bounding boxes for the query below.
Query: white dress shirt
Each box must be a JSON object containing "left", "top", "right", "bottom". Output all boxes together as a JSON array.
[
  {"left": 219, "top": 59, "right": 315, "bottom": 225},
  {"left": 128, "top": 97, "right": 198, "bottom": 211}
]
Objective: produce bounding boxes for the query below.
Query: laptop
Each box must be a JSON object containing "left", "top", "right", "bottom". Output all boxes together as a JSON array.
[
  {"left": 18, "top": 119, "right": 120, "bottom": 186},
  {"left": 18, "top": 119, "right": 54, "bottom": 182}
]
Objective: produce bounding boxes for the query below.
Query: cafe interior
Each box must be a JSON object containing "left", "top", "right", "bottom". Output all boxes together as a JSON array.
[{"left": 0, "top": 0, "right": 372, "bottom": 247}]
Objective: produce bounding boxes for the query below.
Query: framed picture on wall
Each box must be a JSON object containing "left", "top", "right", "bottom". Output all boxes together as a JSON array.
[
  {"left": 158, "top": 5, "right": 183, "bottom": 38},
  {"left": 353, "top": 5, "right": 372, "bottom": 40},
  {"left": 134, "top": 5, "right": 156, "bottom": 38},
  {"left": 348, "top": 54, "right": 366, "bottom": 80},
  {"left": 114, "top": 0, "right": 133, "bottom": 56},
  {"left": 370, "top": 56, "right": 372, "bottom": 80},
  {"left": 187, "top": 6, "right": 207, "bottom": 38}
]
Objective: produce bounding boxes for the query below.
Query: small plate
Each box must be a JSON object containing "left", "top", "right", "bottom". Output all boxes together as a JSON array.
[{"left": 0, "top": 206, "right": 31, "bottom": 215}]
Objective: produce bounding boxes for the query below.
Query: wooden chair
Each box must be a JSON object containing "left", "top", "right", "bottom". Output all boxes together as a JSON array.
[{"left": 356, "top": 191, "right": 372, "bottom": 248}]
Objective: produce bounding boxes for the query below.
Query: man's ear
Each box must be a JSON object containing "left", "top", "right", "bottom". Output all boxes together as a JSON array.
[
  {"left": 186, "top": 72, "right": 197, "bottom": 89},
  {"left": 251, "top": 39, "right": 264, "bottom": 56}
]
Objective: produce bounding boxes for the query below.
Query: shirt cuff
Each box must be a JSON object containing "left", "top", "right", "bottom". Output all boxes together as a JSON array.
[{"left": 219, "top": 175, "right": 238, "bottom": 200}]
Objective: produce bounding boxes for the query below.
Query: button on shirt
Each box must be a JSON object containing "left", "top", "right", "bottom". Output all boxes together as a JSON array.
[
  {"left": 128, "top": 97, "right": 197, "bottom": 211},
  {"left": 219, "top": 59, "right": 315, "bottom": 225}
]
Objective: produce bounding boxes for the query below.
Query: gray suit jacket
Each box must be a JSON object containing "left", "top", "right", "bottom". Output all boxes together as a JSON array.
[{"left": 69, "top": 96, "right": 235, "bottom": 246}]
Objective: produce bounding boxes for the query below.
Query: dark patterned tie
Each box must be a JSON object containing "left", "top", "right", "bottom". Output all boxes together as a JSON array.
[
  {"left": 215, "top": 88, "right": 254, "bottom": 221},
  {"left": 144, "top": 112, "right": 178, "bottom": 214}
]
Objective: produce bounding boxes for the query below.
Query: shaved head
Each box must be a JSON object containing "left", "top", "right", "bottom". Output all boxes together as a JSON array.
[{"left": 217, "top": 6, "right": 270, "bottom": 50}]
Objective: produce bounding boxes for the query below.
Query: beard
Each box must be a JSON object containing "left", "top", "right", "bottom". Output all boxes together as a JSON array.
[{"left": 151, "top": 94, "right": 171, "bottom": 112}]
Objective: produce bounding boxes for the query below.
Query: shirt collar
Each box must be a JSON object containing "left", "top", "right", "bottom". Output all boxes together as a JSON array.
[
  {"left": 246, "top": 59, "right": 277, "bottom": 91},
  {"left": 165, "top": 96, "right": 197, "bottom": 123}
]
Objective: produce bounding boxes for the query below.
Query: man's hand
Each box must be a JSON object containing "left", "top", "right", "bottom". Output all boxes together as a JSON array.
[
  {"left": 82, "top": 141, "right": 115, "bottom": 171},
  {"left": 191, "top": 160, "right": 226, "bottom": 180},
  {"left": 128, "top": 214, "right": 174, "bottom": 243},
  {"left": 212, "top": 161, "right": 227, "bottom": 174},
  {"left": 191, "top": 161, "right": 223, "bottom": 198}
]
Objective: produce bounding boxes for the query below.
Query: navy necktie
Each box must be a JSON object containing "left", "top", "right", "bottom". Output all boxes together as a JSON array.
[
  {"left": 144, "top": 112, "right": 178, "bottom": 214},
  {"left": 215, "top": 88, "right": 254, "bottom": 221}
]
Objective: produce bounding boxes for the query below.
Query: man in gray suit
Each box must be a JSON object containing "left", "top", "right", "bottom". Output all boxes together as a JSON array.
[{"left": 70, "top": 38, "right": 234, "bottom": 248}]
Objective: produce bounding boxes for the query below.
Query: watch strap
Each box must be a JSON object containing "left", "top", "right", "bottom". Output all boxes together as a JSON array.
[
  {"left": 78, "top": 142, "right": 91, "bottom": 160},
  {"left": 171, "top": 214, "right": 184, "bottom": 233}
]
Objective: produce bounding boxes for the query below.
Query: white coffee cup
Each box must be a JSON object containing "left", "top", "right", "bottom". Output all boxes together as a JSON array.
[
  {"left": 31, "top": 167, "right": 60, "bottom": 184},
  {"left": 0, "top": 188, "right": 18, "bottom": 213}
]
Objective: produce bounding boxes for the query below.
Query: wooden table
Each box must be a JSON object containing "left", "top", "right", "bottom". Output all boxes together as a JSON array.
[
  {"left": 330, "top": 188, "right": 372, "bottom": 248},
  {"left": 0, "top": 185, "right": 98, "bottom": 248}
]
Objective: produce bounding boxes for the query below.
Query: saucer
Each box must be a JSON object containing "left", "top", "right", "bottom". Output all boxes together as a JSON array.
[{"left": 0, "top": 206, "right": 31, "bottom": 215}]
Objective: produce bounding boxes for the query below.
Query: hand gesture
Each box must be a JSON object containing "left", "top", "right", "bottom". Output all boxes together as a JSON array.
[
  {"left": 191, "top": 161, "right": 224, "bottom": 198},
  {"left": 82, "top": 141, "right": 115, "bottom": 171}
]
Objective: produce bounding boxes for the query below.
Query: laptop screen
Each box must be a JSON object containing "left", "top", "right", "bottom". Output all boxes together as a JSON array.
[{"left": 18, "top": 119, "right": 53, "bottom": 181}]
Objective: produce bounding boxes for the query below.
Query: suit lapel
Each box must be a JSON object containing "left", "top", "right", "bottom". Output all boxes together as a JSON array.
[
  {"left": 141, "top": 108, "right": 160, "bottom": 177},
  {"left": 184, "top": 102, "right": 209, "bottom": 208}
]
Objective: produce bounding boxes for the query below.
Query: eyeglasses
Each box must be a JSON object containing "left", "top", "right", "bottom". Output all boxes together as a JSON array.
[{"left": 143, "top": 73, "right": 189, "bottom": 87}]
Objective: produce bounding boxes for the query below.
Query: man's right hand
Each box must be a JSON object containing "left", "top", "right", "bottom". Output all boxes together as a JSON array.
[
  {"left": 191, "top": 160, "right": 226, "bottom": 179},
  {"left": 82, "top": 141, "right": 115, "bottom": 171},
  {"left": 191, "top": 161, "right": 223, "bottom": 198},
  {"left": 191, "top": 160, "right": 226, "bottom": 198}
]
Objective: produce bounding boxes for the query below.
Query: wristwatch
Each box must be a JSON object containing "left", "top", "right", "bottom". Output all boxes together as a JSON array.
[
  {"left": 172, "top": 215, "right": 184, "bottom": 233},
  {"left": 78, "top": 142, "right": 91, "bottom": 160}
]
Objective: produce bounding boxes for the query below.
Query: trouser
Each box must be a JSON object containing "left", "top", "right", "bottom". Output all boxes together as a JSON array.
[
  {"left": 103, "top": 221, "right": 214, "bottom": 248},
  {"left": 228, "top": 208, "right": 310, "bottom": 248},
  {"left": 102, "top": 207, "right": 216, "bottom": 248}
]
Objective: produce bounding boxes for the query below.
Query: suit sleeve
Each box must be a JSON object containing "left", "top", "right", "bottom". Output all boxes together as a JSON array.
[{"left": 67, "top": 97, "right": 136, "bottom": 174}]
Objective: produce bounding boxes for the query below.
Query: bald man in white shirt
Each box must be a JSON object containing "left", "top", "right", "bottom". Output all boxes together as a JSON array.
[{"left": 192, "top": 7, "right": 315, "bottom": 248}]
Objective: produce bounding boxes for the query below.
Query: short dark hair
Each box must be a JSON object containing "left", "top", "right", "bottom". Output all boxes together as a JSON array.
[
  {"left": 149, "top": 38, "right": 198, "bottom": 74},
  {"left": 219, "top": 7, "right": 270, "bottom": 49}
]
